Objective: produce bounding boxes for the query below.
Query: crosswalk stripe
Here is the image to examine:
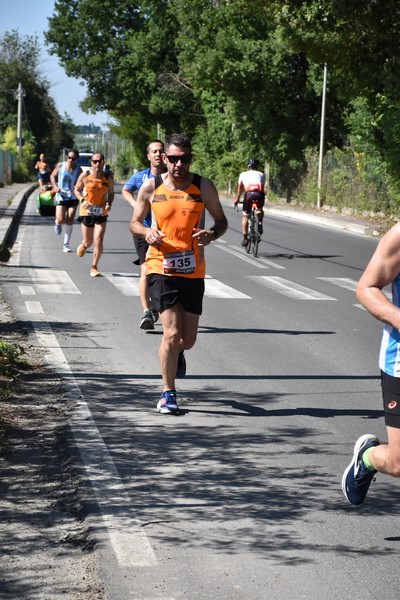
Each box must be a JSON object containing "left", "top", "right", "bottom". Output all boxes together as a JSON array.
[
  {"left": 318, "top": 276, "right": 391, "bottom": 300},
  {"left": 102, "top": 272, "right": 250, "bottom": 299},
  {"left": 30, "top": 268, "right": 80, "bottom": 294},
  {"left": 19, "top": 285, "right": 35, "bottom": 295},
  {"left": 21, "top": 270, "right": 375, "bottom": 304},
  {"left": 102, "top": 272, "right": 140, "bottom": 296},
  {"left": 249, "top": 276, "right": 336, "bottom": 300},
  {"left": 25, "top": 301, "right": 44, "bottom": 314},
  {"left": 205, "top": 276, "right": 250, "bottom": 298},
  {"left": 316, "top": 277, "right": 357, "bottom": 291},
  {"left": 354, "top": 303, "right": 366, "bottom": 310}
]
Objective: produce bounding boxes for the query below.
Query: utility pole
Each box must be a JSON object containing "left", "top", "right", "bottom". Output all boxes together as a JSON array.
[
  {"left": 317, "top": 64, "right": 327, "bottom": 209},
  {"left": 16, "top": 83, "right": 25, "bottom": 156}
]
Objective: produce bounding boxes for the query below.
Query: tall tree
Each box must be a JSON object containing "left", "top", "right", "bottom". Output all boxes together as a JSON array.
[
  {"left": 47, "top": 0, "right": 341, "bottom": 194},
  {"left": 0, "top": 30, "right": 73, "bottom": 166},
  {"left": 271, "top": 0, "right": 400, "bottom": 186}
]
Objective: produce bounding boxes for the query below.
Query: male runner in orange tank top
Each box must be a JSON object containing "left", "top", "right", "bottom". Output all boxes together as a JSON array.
[{"left": 130, "top": 133, "right": 228, "bottom": 415}]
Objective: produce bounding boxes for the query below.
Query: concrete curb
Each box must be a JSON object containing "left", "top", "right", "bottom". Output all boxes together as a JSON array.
[{"left": 0, "top": 183, "right": 37, "bottom": 249}]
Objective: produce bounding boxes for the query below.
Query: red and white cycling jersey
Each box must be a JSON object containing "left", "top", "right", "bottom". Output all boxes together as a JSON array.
[{"left": 238, "top": 169, "right": 265, "bottom": 193}]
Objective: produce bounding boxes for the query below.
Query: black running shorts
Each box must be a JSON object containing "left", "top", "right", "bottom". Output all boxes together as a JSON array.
[
  {"left": 133, "top": 235, "right": 148, "bottom": 265},
  {"left": 77, "top": 215, "right": 108, "bottom": 227},
  {"left": 147, "top": 274, "right": 205, "bottom": 315},
  {"left": 381, "top": 370, "right": 400, "bottom": 428},
  {"left": 55, "top": 199, "right": 79, "bottom": 208}
]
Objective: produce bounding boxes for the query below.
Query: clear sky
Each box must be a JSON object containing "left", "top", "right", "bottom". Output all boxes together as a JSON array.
[{"left": 0, "top": 0, "right": 110, "bottom": 128}]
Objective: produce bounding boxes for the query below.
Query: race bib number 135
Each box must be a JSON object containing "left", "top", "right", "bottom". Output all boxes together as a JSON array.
[{"left": 163, "top": 250, "right": 196, "bottom": 274}]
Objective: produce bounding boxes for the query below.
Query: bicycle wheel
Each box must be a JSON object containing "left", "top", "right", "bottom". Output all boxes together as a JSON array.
[
  {"left": 252, "top": 214, "right": 260, "bottom": 257},
  {"left": 245, "top": 216, "right": 252, "bottom": 254}
]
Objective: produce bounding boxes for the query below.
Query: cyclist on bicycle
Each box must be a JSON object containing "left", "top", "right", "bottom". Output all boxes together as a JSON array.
[{"left": 234, "top": 158, "right": 265, "bottom": 247}]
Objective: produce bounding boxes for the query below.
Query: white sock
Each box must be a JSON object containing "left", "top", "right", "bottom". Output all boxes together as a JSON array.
[{"left": 64, "top": 225, "right": 73, "bottom": 245}]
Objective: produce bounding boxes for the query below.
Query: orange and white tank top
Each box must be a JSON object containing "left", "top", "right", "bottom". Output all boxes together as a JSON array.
[
  {"left": 79, "top": 172, "right": 109, "bottom": 217},
  {"left": 146, "top": 173, "right": 206, "bottom": 278}
]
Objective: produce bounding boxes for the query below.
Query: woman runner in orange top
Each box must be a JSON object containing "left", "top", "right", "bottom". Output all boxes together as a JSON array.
[{"left": 74, "top": 152, "right": 114, "bottom": 277}]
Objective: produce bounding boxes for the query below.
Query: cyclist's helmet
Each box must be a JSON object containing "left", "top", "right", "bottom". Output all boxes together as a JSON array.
[{"left": 247, "top": 158, "right": 259, "bottom": 170}]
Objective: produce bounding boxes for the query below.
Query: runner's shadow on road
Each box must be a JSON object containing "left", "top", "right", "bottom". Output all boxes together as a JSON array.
[
  {"left": 258, "top": 253, "right": 341, "bottom": 260},
  {"left": 198, "top": 325, "right": 336, "bottom": 336},
  {"left": 62, "top": 374, "right": 400, "bottom": 563}
]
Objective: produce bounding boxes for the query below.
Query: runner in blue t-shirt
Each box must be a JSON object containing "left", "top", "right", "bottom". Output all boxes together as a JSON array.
[{"left": 122, "top": 140, "right": 166, "bottom": 330}]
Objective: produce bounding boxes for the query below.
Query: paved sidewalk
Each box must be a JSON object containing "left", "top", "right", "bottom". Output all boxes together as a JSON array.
[{"left": 0, "top": 182, "right": 38, "bottom": 249}]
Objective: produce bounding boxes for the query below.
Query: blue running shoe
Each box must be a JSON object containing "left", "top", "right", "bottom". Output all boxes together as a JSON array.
[
  {"left": 151, "top": 309, "right": 159, "bottom": 324},
  {"left": 342, "top": 434, "right": 379, "bottom": 505},
  {"left": 54, "top": 223, "right": 62, "bottom": 235},
  {"left": 176, "top": 351, "right": 186, "bottom": 378},
  {"left": 157, "top": 390, "right": 179, "bottom": 415}
]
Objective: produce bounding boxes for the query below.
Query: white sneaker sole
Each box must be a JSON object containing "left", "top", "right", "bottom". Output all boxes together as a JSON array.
[{"left": 157, "top": 402, "right": 179, "bottom": 415}]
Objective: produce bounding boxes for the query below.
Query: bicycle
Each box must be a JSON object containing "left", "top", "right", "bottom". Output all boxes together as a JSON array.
[{"left": 245, "top": 201, "right": 262, "bottom": 257}]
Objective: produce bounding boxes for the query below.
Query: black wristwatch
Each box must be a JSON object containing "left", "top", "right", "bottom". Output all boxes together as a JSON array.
[{"left": 210, "top": 226, "right": 218, "bottom": 241}]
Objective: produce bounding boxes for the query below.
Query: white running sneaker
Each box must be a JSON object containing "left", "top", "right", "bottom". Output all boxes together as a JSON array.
[{"left": 157, "top": 390, "right": 179, "bottom": 415}]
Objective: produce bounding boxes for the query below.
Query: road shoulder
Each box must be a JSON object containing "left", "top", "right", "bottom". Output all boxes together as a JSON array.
[{"left": 0, "top": 289, "right": 104, "bottom": 600}]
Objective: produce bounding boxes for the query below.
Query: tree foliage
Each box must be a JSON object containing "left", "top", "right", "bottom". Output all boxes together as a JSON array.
[
  {"left": 271, "top": 0, "right": 400, "bottom": 190},
  {"left": 0, "top": 30, "right": 74, "bottom": 169},
  {"left": 46, "top": 0, "right": 400, "bottom": 201}
]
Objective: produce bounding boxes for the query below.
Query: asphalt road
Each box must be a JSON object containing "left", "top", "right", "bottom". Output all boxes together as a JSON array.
[{"left": 2, "top": 187, "right": 398, "bottom": 600}]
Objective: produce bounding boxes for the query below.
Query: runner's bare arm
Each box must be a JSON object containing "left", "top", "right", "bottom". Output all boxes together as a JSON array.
[
  {"left": 235, "top": 179, "right": 244, "bottom": 205},
  {"left": 357, "top": 222, "right": 400, "bottom": 329},
  {"left": 106, "top": 176, "right": 115, "bottom": 205},
  {"left": 122, "top": 186, "right": 136, "bottom": 209},
  {"left": 193, "top": 178, "right": 228, "bottom": 246},
  {"left": 73, "top": 172, "right": 89, "bottom": 204},
  {"left": 50, "top": 163, "right": 61, "bottom": 191},
  {"left": 130, "top": 179, "right": 164, "bottom": 246}
]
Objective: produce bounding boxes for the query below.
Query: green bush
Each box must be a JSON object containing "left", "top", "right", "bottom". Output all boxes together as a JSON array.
[{"left": 292, "top": 145, "right": 400, "bottom": 217}]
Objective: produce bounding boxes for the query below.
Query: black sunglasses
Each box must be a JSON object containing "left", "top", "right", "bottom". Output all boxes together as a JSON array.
[
  {"left": 92, "top": 159, "right": 102, "bottom": 164},
  {"left": 67, "top": 156, "right": 76, "bottom": 160},
  {"left": 166, "top": 154, "right": 191, "bottom": 164}
]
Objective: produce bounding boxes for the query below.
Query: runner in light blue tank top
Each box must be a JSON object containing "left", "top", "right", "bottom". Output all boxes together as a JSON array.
[
  {"left": 50, "top": 149, "right": 82, "bottom": 253},
  {"left": 342, "top": 221, "right": 400, "bottom": 507},
  {"left": 379, "top": 275, "right": 400, "bottom": 376}
]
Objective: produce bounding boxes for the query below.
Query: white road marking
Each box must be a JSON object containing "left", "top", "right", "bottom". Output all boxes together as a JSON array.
[
  {"left": 215, "top": 244, "right": 269, "bottom": 268},
  {"left": 205, "top": 275, "right": 250, "bottom": 298},
  {"left": 249, "top": 276, "right": 337, "bottom": 300},
  {"left": 25, "top": 301, "right": 43, "bottom": 314},
  {"left": 102, "top": 272, "right": 140, "bottom": 296},
  {"left": 103, "top": 272, "right": 250, "bottom": 299},
  {"left": 19, "top": 285, "right": 35, "bottom": 295},
  {"left": 354, "top": 303, "right": 366, "bottom": 310},
  {"left": 29, "top": 268, "right": 80, "bottom": 294},
  {"left": 215, "top": 242, "right": 286, "bottom": 269},
  {"left": 30, "top": 320, "right": 158, "bottom": 568},
  {"left": 318, "top": 277, "right": 392, "bottom": 300},
  {"left": 316, "top": 277, "right": 357, "bottom": 291}
]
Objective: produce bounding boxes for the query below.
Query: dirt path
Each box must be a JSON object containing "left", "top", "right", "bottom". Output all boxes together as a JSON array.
[{"left": 0, "top": 290, "right": 104, "bottom": 600}]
